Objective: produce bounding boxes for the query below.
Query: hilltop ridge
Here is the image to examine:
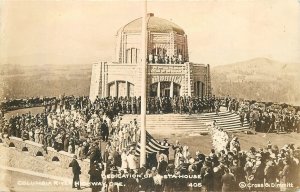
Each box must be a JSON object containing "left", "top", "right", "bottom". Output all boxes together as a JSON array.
[
  {"left": 211, "top": 57, "right": 300, "bottom": 105},
  {"left": 0, "top": 57, "right": 299, "bottom": 105}
]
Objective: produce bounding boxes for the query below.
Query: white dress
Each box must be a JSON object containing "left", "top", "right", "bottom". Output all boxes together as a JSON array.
[
  {"left": 174, "top": 152, "right": 182, "bottom": 168},
  {"left": 127, "top": 154, "right": 137, "bottom": 170},
  {"left": 121, "top": 152, "right": 128, "bottom": 170}
]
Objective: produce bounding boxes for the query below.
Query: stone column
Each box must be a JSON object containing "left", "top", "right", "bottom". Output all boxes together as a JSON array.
[
  {"left": 194, "top": 81, "right": 198, "bottom": 97},
  {"left": 115, "top": 80, "right": 118, "bottom": 97},
  {"left": 101, "top": 62, "right": 105, "bottom": 98},
  {"left": 187, "top": 63, "right": 191, "bottom": 96},
  {"left": 157, "top": 81, "right": 161, "bottom": 97},
  {"left": 170, "top": 81, "right": 174, "bottom": 98},
  {"left": 126, "top": 81, "right": 129, "bottom": 97}
]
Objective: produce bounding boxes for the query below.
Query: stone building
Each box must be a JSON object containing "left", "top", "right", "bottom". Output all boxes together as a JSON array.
[{"left": 90, "top": 13, "right": 211, "bottom": 101}]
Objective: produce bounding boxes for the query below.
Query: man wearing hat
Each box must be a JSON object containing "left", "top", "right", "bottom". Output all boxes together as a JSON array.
[
  {"left": 157, "top": 154, "right": 168, "bottom": 175},
  {"left": 264, "top": 160, "right": 277, "bottom": 191},
  {"left": 101, "top": 120, "right": 109, "bottom": 142},
  {"left": 213, "top": 165, "right": 223, "bottom": 191},
  {"left": 88, "top": 161, "right": 102, "bottom": 192},
  {"left": 202, "top": 167, "right": 214, "bottom": 192},
  {"left": 279, "top": 158, "right": 292, "bottom": 191},
  {"left": 252, "top": 157, "right": 264, "bottom": 190},
  {"left": 230, "top": 159, "right": 243, "bottom": 187},
  {"left": 69, "top": 155, "right": 81, "bottom": 190},
  {"left": 221, "top": 168, "right": 235, "bottom": 192}
]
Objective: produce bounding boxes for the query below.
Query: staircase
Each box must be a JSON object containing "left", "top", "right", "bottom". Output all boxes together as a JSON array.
[
  {"left": 119, "top": 110, "right": 249, "bottom": 135},
  {"left": 120, "top": 114, "right": 209, "bottom": 135},
  {"left": 195, "top": 111, "right": 250, "bottom": 132}
]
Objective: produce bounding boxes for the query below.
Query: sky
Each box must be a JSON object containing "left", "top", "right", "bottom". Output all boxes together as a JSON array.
[{"left": 0, "top": 0, "right": 299, "bottom": 66}]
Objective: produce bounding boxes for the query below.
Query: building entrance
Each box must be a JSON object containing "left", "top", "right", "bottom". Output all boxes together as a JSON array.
[
  {"left": 163, "top": 89, "right": 170, "bottom": 97},
  {"left": 194, "top": 81, "right": 204, "bottom": 98},
  {"left": 108, "top": 81, "right": 134, "bottom": 97},
  {"left": 150, "top": 81, "right": 180, "bottom": 97}
]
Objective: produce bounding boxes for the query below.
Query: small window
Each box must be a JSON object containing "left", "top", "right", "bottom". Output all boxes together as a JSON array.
[
  {"left": 52, "top": 156, "right": 60, "bottom": 162},
  {"left": 36, "top": 151, "right": 43, "bottom": 156},
  {"left": 22, "top": 147, "right": 29, "bottom": 152},
  {"left": 9, "top": 142, "right": 15, "bottom": 148}
]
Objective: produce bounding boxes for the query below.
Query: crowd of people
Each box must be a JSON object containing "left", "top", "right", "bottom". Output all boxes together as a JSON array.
[
  {"left": 1, "top": 95, "right": 223, "bottom": 116},
  {"left": 146, "top": 96, "right": 223, "bottom": 115},
  {"left": 222, "top": 96, "right": 300, "bottom": 134},
  {"left": 147, "top": 53, "right": 187, "bottom": 64},
  {"left": 2, "top": 95, "right": 300, "bottom": 119},
  {"left": 1, "top": 95, "right": 300, "bottom": 192},
  {"left": 203, "top": 122, "right": 300, "bottom": 192},
  {"left": 69, "top": 122, "right": 300, "bottom": 192}
]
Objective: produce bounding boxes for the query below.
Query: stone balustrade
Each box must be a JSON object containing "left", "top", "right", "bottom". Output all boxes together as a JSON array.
[{"left": 0, "top": 136, "right": 90, "bottom": 174}]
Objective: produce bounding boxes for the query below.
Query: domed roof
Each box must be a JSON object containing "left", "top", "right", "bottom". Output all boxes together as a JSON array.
[{"left": 121, "top": 13, "right": 185, "bottom": 35}]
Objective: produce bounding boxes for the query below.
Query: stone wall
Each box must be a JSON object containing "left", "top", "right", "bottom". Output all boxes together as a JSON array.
[
  {"left": 192, "top": 64, "right": 208, "bottom": 84},
  {"left": 1, "top": 137, "right": 90, "bottom": 174},
  {"left": 89, "top": 63, "right": 103, "bottom": 102},
  {"left": 116, "top": 31, "right": 189, "bottom": 64},
  {"left": 105, "top": 63, "right": 141, "bottom": 97},
  {"left": 89, "top": 62, "right": 211, "bottom": 98},
  {"left": 192, "top": 63, "right": 210, "bottom": 97}
]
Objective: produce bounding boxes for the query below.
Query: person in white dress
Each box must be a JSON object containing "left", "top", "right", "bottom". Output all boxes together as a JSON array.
[
  {"left": 127, "top": 151, "right": 137, "bottom": 171},
  {"left": 174, "top": 148, "right": 182, "bottom": 168},
  {"left": 121, "top": 150, "right": 128, "bottom": 171},
  {"left": 182, "top": 146, "right": 191, "bottom": 163}
]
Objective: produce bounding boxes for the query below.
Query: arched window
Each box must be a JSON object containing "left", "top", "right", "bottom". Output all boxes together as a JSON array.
[
  {"left": 108, "top": 81, "right": 134, "bottom": 98},
  {"left": 9, "top": 142, "right": 15, "bottom": 148},
  {"left": 22, "top": 147, "right": 29, "bottom": 152},
  {"left": 126, "top": 48, "right": 140, "bottom": 63},
  {"left": 36, "top": 151, "right": 43, "bottom": 156},
  {"left": 52, "top": 156, "right": 60, "bottom": 162}
]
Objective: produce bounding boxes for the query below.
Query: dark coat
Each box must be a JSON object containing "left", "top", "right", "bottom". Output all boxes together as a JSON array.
[
  {"left": 69, "top": 159, "right": 81, "bottom": 175},
  {"left": 88, "top": 164, "right": 102, "bottom": 182},
  {"left": 202, "top": 172, "right": 214, "bottom": 191},
  {"left": 230, "top": 165, "right": 244, "bottom": 182},
  {"left": 213, "top": 168, "right": 223, "bottom": 191},
  {"left": 221, "top": 173, "right": 235, "bottom": 192},
  {"left": 157, "top": 160, "right": 168, "bottom": 175},
  {"left": 280, "top": 164, "right": 292, "bottom": 183},
  {"left": 101, "top": 123, "right": 109, "bottom": 134}
]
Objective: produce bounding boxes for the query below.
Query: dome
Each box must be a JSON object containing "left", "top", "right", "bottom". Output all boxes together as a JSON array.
[{"left": 121, "top": 13, "right": 185, "bottom": 35}]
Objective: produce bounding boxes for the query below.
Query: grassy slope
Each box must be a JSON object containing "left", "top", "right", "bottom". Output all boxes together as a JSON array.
[
  {"left": 0, "top": 64, "right": 92, "bottom": 99},
  {"left": 211, "top": 58, "right": 300, "bottom": 104}
]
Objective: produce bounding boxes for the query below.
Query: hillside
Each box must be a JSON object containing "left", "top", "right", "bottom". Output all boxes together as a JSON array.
[
  {"left": 211, "top": 58, "right": 300, "bottom": 105},
  {"left": 0, "top": 58, "right": 299, "bottom": 105},
  {"left": 0, "top": 64, "right": 92, "bottom": 99}
]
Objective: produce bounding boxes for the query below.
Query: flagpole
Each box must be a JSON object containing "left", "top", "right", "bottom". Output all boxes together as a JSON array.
[{"left": 140, "top": 0, "right": 147, "bottom": 167}]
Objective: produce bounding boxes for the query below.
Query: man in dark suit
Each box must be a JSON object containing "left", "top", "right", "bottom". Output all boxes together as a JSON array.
[
  {"left": 87, "top": 142, "right": 102, "bottom": 168},
  {"left": 101, "top": 120, "right": 109, "bottom": 142},
  {"left": 88, "top": 162, "right": 102, "bottom": 192},
  {"left": 221, "top": 168, "right": 235, "bottom": 192},
  {"left": 157, "top": 155, "right": 168, "bottom": 175},
  {"left": 202, "top": 167, "right": 214, "bottom": 192},
  {"left": 69, "top": 155, "right": 81, "bottom": 190}
]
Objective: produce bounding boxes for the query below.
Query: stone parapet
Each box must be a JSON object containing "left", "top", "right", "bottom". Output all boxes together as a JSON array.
[{"left": 2, "top": 137, "right": 90, "bottom": 174}]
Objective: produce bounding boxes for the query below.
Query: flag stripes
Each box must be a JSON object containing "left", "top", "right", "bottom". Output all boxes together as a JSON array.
[{"left": 134, "top": 131, "right": 169, "bottom": 156}]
